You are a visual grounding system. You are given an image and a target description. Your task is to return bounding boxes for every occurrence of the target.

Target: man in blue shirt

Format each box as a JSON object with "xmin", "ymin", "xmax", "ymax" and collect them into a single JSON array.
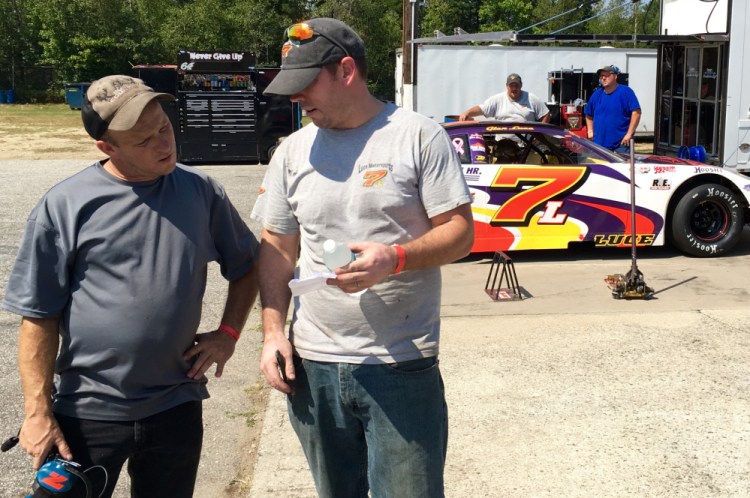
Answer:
[{"xmin": 585, "ymin": 65, "xmax": 641, "ymax": 152}]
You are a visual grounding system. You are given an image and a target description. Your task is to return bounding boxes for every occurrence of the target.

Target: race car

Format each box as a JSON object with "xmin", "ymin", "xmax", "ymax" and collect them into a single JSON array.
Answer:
[{"xmin": 444, "ymin": 121, "xmax": 750, "ymax": 257}]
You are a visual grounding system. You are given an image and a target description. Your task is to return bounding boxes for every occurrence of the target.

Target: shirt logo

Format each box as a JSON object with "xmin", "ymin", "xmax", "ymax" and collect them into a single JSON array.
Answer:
[
  {"xmin": 362, "ymin": 170, "xmax": 388, "ymax": 187},
  {"xmin": 359, "ymin": 163, "xmax": 393, "ymax": 187}
]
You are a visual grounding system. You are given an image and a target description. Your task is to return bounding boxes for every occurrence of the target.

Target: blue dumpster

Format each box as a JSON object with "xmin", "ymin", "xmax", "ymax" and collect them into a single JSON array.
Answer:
[
  {"xmin": 65, "ymin": 83, "xmax": 91, "ymax": 110},
  {"xmin": 5, "ymin": 88, "xmax": 14, "ymax": 104},
  {"xmin": 0, "ymin": 89, "xmax": 5, "ymax": 104}
]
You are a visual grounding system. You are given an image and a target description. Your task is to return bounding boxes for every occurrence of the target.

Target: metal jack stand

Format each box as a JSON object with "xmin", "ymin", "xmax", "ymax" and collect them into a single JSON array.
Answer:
[
  {"xmin": 605, "ymin": 139, "xmax": 654, "ymax": 300},
  {"xmin": 485, "ymin": 251, "xmax": 527, "ymax": 301}
]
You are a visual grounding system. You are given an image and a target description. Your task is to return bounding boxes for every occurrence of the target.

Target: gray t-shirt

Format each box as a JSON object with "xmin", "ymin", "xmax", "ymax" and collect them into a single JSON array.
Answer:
[
  {"xmin": 2, "ymin": 163, "xmax": 258, "ymax": 421},
  {"xmin": 480, "ymin": 90, "xmax": 549, "ymax": 122},
  {"xmin": 252, "ymin": 103, "xmax": 470, "ymax": 364}
]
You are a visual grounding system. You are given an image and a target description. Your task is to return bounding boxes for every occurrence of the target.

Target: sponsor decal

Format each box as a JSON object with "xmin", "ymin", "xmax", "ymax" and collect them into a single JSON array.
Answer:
[
  {"xmin": 638, "ymin": 165, "xmax": 650, "ymax": 174},
  {"xmin": 694, "ymin": 166, "xmax": 723, "ymax": 174},
  {"xmin": 489, "ymin": 165, "xmax": 588, "ymax": 226},
  {"xmin": 452, "ymin": 137, "xmax": 466, "ymax": 156},
  {"xmin": 593, "ymin": 234, "xmax": 656, "ymax": 247},
  {"xmin": 706, "ymin": 186, "xmax": 739, "ymax": 209},
  {"xmin": 651, "ymin": 178, "xmax": 671, "ymax": 190},
  {"xmin": 686, "ymin": 233, "xmax": 718, "ymax": 253},
  {"xmin": 486, "ymin": 125, "xmax": 534, "ymax": 132},
  {"xmin": 464, "ymin": 166, "xmax": 481, "ymax": 183},
  {"xmin": 654, "ymin": 165, "xmax": 676, "ymax": 174}
]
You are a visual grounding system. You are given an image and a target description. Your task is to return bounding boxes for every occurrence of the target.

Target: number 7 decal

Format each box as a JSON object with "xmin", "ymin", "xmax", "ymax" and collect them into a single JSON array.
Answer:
[{"xmin": 490, "ymin": 165, "xmax": 589, "ymax": 225}]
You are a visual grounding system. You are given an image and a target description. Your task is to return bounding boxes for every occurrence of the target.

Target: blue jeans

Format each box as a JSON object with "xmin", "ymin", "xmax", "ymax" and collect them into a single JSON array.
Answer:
[
  {"xmin": 54, "ymin": 400, "xmax": 203, "ymax": 498},
  {"xmin": 612, "ymin": 144, "xmax": 630, "ymax": 154},
  {"xmin": 288, "ymin": 356, "xmax": 448, "ymax": 498}
]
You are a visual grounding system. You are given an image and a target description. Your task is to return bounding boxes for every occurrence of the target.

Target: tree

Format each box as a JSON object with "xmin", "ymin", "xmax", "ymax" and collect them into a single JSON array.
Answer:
[
  {"xmin": 237, "ymin": 0, "xmax": 309, "ymax": 66},
  {"xmin": 420, "ymin": 0, "xmax": 480, "ymax": 37},
  {"xmin": 478, "ymin": 0, "xmax": 534, "ymax": 32},
  {"xmin": 587, "ymin": 0, "xmax": 659, "ymax": 38},
  {"xmin": 530, "ymin": 0, "xmax": 596, "ymax": 35},
  {"xmin": 25, "ymin": 0, "xmax": 163, "ymax": 81}
]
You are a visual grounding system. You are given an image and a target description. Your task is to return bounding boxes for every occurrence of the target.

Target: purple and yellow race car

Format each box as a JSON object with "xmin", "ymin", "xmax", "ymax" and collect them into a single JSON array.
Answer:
[{"xmin": 445, "ymin": 121, "xmax": 750, "ymax": 257}]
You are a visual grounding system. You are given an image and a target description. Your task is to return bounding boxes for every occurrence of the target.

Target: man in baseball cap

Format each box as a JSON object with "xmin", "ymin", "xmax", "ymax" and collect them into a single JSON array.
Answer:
[
  {"xmin": 263, "ymin": 17, "xmax": 366, "ymax": 96},
  {"xmin": 4, "ymin": 71, "xmax": 260, "ymax": 497},
  {"xmin": 586, "ymin": 64, "xmax": 642, "ymax": 152},
  {"xmin": 82, "ymin": 75, "xmax": 174, "ymax": 140},
  {"xmin": 596, "ymin": 65, "xmax": 620, "ymax": 77},
  {"xmin": 506, "ymin": 73, "xmax": 522, "ymax": 85},
  {"xmin": 458, "ymin": 72, "xmax": 549, "ymax": 123},
  {"xmin": 253, "ymin": 17, "xmax": 473, "ymax": 498}
]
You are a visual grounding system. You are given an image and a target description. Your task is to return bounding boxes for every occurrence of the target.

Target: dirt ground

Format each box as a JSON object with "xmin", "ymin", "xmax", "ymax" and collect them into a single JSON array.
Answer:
[{"xmin": 0, "ymin": 125, "xmax": 103, "ymax": 160}]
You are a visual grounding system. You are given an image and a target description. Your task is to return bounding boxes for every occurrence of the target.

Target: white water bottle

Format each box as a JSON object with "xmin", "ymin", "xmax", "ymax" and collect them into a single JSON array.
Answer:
[{"xmin": 322, "ymin": 239, "xmax": 354, "ymax": 271}]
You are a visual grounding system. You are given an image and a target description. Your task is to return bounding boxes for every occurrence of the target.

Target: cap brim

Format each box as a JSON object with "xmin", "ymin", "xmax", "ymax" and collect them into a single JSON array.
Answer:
[
  {"xmin": 263, "ymin": 67, "xmax": 322, "ymax": 96},
  {"xmin": 108, "ymin": 92, "xmax": 175, "ymax": 132}
]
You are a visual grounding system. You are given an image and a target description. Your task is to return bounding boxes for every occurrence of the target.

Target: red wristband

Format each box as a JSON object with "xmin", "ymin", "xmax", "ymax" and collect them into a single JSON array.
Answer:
[
  {"xmin": 392, "ymin": 245, "xmax": 406, "ymax": 274},
  {"xmin": 218, "ymin": 323, "xmax": 240, "ymax": 342}
]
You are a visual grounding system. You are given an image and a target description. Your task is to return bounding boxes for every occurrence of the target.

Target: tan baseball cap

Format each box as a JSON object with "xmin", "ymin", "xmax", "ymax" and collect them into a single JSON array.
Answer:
[{"xmin": 82, "ymin": 75, "xmax": 174, "ymax": 139}]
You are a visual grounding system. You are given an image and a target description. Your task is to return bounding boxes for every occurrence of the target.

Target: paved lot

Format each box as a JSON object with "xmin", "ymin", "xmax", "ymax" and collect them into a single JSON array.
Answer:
[{"xmin": 1, "ymin": 160, "xmax": 749, "ymax": 497}]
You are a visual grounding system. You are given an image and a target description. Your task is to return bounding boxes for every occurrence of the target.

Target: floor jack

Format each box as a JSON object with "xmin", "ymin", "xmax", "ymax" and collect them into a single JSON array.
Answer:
[{"xmin": 605, "ymin": 140, "xmax": 654, "ymax": 299}]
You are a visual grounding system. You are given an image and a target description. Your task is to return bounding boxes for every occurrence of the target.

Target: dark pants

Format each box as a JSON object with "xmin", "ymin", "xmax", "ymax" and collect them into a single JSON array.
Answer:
[{"xmin": 55, "ymin": 400, "xmax": 203, "ymax": 498}]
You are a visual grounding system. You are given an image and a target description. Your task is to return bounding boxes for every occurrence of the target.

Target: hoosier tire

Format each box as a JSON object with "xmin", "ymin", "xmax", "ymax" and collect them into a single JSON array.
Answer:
[{"xmin": 670, "ymin": 183, "xmax": 745, "ymax": 257}]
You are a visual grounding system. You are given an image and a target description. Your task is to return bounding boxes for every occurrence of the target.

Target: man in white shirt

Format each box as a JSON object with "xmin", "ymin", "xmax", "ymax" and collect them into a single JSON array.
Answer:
[{"xmin": 459, "ymin": 73, "xmax": 550, "ymax": 123}]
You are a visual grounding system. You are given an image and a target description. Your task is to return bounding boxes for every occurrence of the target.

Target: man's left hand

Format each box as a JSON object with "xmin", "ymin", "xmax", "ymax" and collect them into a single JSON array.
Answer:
[{"xmin": 183, "ymin": 330, "xmax": 237, "ymax": 380}]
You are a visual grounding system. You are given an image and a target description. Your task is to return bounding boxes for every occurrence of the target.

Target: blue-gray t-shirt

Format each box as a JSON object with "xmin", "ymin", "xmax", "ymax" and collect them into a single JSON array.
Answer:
[{"xmin": 2, "ymin": 162, "xmax": 258, "ymax": 421}]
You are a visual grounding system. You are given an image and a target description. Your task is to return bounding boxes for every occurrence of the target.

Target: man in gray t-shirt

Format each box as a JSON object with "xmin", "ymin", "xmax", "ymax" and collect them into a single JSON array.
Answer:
[
  {"xmin": 253, "ymin": 18, "xmax": 474, "ymax": 498},
  {"xmin": 459, "ymin": 73, "xmax": 550, "ymax": 123},
  {"xmin": 2, "ymin": 75, "xmax": 259, "ymax": 498}
]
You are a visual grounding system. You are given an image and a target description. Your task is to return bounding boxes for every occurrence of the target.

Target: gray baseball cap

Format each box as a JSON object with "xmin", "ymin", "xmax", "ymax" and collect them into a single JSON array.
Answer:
[
  {"xmin": 263, "ymin": 18, "xmax": 366, "ymax": 96},
  {"xmin": 597, "ymin": 65, "xmax": 620, "ymax": 76},
  {"xmin": 506, "ymin": 73, "xmax": 522, "ymax": 85},
  {"xmin": 82, "ymin": 75, "xmax": 174, "ymax": 140}
]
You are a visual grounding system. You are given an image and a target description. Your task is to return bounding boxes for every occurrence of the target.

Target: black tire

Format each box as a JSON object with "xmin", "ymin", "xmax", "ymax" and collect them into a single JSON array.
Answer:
[
  {"xmin": 670, "ymin": 183, "xmax": 745, "ymax": 257},
  {"xmin": 261, "ymin": 144, "xmax": 277, "ymax": 165}
]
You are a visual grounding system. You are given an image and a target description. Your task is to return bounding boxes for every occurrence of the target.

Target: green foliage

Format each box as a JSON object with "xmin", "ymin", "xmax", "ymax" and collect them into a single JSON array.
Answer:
[
  {"xmin": 478, "ymin": 0, "xmax": 533, "ymax": 32},
  {"xmin": 237, "ymin": 0, "xmax": 309, "ymax": 66},
  {"xmin": 587, "ymin": 1, "xmax": 659, "ymax": 39},
  {"xmin": 530, "ymin": 0, "xmax": 595, "ymax": 34},
  {"xmin": 420, "ymin": 0, "xmax": 479, "ymax": 36},
  {"xmin": 0, "ymin": 0, "xmax": 660, "ymax": 102}
]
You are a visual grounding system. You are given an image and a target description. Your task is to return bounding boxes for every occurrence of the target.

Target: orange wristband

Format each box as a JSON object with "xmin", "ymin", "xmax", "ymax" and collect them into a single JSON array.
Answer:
[
  {"xmin": 392, "ymin": 245, "xmax": 406, "ymax": 274},
  {"xmin": 218, "ymin": 323, "xmax": 240, "ymax": 342}
]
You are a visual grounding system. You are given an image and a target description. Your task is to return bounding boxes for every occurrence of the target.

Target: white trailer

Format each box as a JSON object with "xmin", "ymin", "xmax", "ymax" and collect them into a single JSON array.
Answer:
[{"xmin": 396, "ymin": 44, "xmax": 657, "ymax": 136}]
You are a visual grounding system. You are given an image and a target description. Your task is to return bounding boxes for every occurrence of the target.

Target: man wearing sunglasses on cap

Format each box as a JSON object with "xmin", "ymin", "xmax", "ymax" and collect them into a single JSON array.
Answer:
[
  {"xmin": 585, "ymin": 65, "xmax": 642, "ymax": 152},
  {"xmin": 3, "ymin": 75, "xmax": 259, "ymax": 497},
  {"xmin": 252, "ymin": 17, "xmax": 474, "ymax": 498}
]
